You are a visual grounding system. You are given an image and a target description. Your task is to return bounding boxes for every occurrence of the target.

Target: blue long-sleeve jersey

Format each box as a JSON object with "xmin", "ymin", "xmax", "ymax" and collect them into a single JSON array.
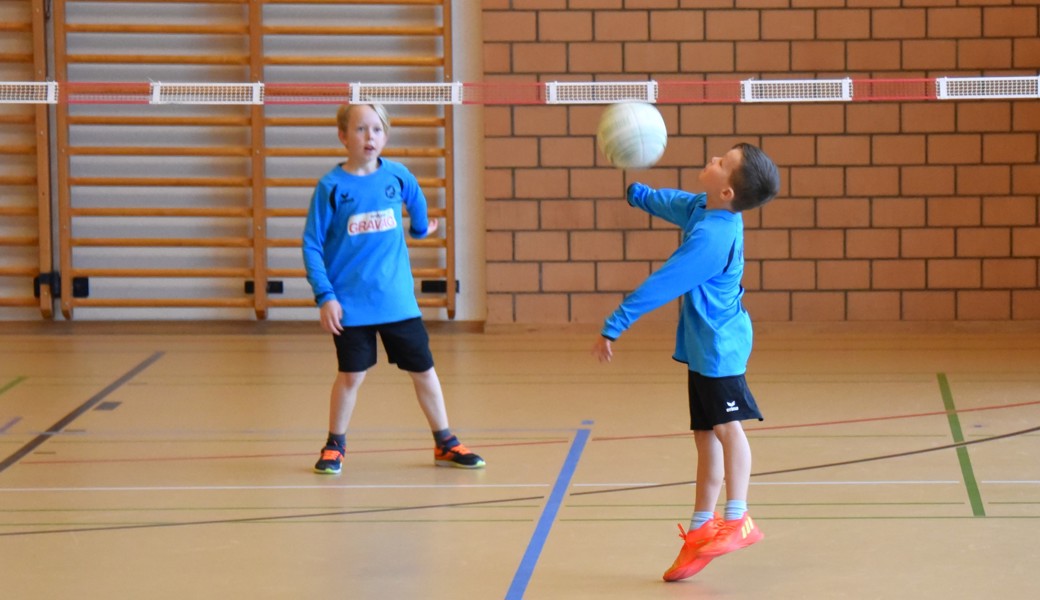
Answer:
[
  {"xmin": 601, "ymin": 183, "xmax": 753, "ymax": 377},
  {"xmin": 301, "ymin": 158, "xmax": 430, "ymax": 326}
]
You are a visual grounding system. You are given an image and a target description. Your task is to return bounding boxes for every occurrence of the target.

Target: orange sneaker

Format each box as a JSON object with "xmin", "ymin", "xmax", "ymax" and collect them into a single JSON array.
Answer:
[
  {"xmin": 698, "ymin": 512, "xmax": 763, "ymax": 558},
  {"xmin": 662, "ymin": 515, "xmax": 722, "ymax": 582}
]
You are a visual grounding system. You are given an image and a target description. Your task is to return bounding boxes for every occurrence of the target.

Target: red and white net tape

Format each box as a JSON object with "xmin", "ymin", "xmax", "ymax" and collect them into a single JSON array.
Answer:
[{"xmin": 1, "ymin": 77, "xmax": 1037, "ymax": 106}]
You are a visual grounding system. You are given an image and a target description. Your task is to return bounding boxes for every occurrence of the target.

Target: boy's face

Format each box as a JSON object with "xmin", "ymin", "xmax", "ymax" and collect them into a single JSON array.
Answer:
[
  {"xmin": 338, "ymin": 105, "xmax": 387, "ymax": 164},
  {"xmin": 698, "ymin": 147, "xmax": 742, "ymax": 210}
]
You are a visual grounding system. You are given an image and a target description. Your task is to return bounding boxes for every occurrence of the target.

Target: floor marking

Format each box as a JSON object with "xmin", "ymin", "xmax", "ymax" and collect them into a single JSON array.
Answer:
[
  {"xmin": 0, "ymin": 483, "xmax": 549, "ymax": 493},
  {"xmin": 593, "ymin": 398, "xmax": 1040, "ymax": 441},
  {"xmin": 506, "ymin": 421, "xmax": 592, "ymax": 600},
  {"xmin": 0, "ymin": 376, "xmax": 26, "ymax": 396},
  {"xmin": 0, "ymin": 493, "xmax": 548, "ymax": 538},
  {"xmin": 0, "ymin": 352, "xmax": 164, "ymax": 475},
  {"xmin": 572, "ymin": 480, "xmax": 961, "ymax": 487},
  {"xmin": 0, "ymin": 423, "xmax": 1034, "ymax": 539},
  {"xmin": 570, "ymin": 424, "xmax": 1040, "ymax": 498},
  {"xmin": 0, "ymin": 417, "xmax": 21, "ymax": 434},
  {"xmin": 937, "ymin": 373, "xmax": 985, "ymax": 516}
]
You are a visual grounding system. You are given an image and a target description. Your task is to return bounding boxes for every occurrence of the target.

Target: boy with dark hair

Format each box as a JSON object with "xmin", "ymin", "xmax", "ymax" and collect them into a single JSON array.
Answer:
[{"xmin": 591, "ymin": 142, "xmax": 780, "ymax": 581}]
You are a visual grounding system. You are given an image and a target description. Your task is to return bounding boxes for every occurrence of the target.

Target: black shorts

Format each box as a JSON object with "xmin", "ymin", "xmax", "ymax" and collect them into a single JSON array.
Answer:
[
  {"xmin": 687, "ymin": 371, "xmax": 763, "ymax": 431},
  {"xmin": 331, "ymin": 317, "xmax": 434, "ymax": 373}
]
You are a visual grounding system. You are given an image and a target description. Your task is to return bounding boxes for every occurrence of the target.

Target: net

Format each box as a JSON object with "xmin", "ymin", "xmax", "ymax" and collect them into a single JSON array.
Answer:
[{"xmin": 4, "ymin": 76, "xmax": 1039, "ymax": 105}]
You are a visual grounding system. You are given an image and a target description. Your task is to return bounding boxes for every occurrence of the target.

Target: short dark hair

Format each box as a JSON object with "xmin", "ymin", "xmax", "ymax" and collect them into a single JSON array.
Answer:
[{"xmin": 730, "ymin": 143, "xmax": 780, "ymax": 212}]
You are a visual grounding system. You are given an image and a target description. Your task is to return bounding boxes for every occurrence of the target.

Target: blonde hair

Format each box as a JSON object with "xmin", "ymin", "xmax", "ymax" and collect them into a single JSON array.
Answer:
[{"xmin": 336, "ymin": 103, "xmax": 391, "ymax": 135}]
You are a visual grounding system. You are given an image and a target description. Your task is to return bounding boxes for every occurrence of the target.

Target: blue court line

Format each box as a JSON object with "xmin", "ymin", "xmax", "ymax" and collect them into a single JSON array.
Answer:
[
  {"xmin": 0, "ymin": 417, "xmax": 21, "ymax": 434},
  {"xmin": 505, "ymin": 420, "xmax": 592, "ymax": 600}
]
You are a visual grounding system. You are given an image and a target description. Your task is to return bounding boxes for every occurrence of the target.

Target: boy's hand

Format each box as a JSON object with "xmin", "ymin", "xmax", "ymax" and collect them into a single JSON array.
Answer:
[
  {"xmin": 319, "ymin": 299, "xmax": 344, "ymax": 335},
  {"xmin": 591, "ymin": 336, "xmax": 613, "ymax": 363},
  {"xmin": 426, "ymin": 218, "xmax": 439, "ymax": 235}
]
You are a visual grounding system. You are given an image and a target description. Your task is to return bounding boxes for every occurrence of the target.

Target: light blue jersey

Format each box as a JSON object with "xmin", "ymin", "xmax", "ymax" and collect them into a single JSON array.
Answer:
[
  {"xmin": 601, "ymin": 183, "xmax": 753, "ymax": 377},
  {"xmin": 301, "ymin": 158, "xmax": 431, "ymax": 326}
]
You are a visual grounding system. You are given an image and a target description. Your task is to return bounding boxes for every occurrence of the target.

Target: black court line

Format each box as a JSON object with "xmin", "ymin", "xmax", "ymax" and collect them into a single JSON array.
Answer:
[
  {"xmin": 0, "ymin": 421, "xmax": 1036, "ymax": 538},
  {"xmin": 0, "ymin": 493, "xmax": 545, "ymax": 538},
  {"xmin": 0, "ymin": 352, "xmax": 164, "ymax": 475},
  {"xmin": 572, "ymin": 423, "xmax": 1040, "ymax": 497}
]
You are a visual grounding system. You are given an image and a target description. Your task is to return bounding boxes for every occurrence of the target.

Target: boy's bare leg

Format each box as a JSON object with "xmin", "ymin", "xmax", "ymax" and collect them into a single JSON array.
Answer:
[
  {"xmin": 329, "ymin": 371, "xmax": 366, "ymax": 434},
  {"xmin": 693, "ymin": 430, "xmax": 725, "ymax": 512},
  {"xmin": 409, "ymin": 367, "xmax": 450, "ymax": 432},
  {"xmin": 697, "ymin": 420, "xmax": 762, "ymax": 557},
  {"xmin": 713, "ymin": 420, "xmax": 752, "ymax": 503}
]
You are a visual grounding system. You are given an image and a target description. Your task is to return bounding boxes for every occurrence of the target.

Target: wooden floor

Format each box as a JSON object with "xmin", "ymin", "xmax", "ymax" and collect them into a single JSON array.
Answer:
[{"xmin": 1, "ymin": 321, "xmax": 1038, "ymax": 599}]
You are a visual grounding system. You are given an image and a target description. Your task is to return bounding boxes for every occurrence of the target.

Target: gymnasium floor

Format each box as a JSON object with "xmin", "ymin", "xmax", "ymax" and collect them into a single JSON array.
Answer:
[{"xmin": 1, "ymin": 321, "xmax": 1038, "ymax": 599}]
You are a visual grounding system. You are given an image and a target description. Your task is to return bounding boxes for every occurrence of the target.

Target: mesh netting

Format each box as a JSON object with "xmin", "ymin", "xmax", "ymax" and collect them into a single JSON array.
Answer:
[
  {"xmin": 0, "ymin": 82, "xmax": 58, "ymax": 104},
  {"xmin": 153, "ymin": 83, "xmax": 264, "ymax": 105},
  {"xmin": 351, "ymin": 83, "xmax": 462, "ymax": 105},
  {"xmin": 545, "ymin": 81, "xmax": 657, "ymax": 104},
  {"xmin": 742, "ymin": 79, "xmax": 852, "ymax": 103},
  {"xmin": 936, "ymin": 76, "xmax": 1040, "ymax": 100}
]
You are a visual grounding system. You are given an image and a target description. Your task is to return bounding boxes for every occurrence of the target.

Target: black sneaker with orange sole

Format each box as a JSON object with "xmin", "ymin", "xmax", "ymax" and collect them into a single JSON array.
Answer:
[
  {"xmin": 434, "ymin": 437, "xmax": 485, "ymax": 469},
  {"xmin": 313, "ymin": 445, "xmax": 344, "ymax": 474}
]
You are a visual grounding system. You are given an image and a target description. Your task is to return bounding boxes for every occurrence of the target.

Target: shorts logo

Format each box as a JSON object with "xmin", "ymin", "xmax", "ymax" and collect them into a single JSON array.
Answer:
[
  {"xmin": 725, "ymin": 401, "xmax": 739, "ymax": 413},
  {"xmin": 347, "ymin": 208, "xmax": 397, "ymax": 235}
]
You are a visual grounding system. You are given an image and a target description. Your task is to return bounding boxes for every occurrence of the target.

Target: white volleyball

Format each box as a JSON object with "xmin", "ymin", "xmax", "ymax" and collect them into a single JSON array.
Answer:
[{"xmin": 596, "ymin": 102, "xmax": 668, "ymax": 169}]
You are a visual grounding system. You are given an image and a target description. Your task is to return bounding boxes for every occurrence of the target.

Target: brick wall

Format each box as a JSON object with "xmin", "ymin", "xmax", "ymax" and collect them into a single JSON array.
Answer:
[{"xmin": 482, "ymin": 0, "xmax": 1040, "ymax": 324}]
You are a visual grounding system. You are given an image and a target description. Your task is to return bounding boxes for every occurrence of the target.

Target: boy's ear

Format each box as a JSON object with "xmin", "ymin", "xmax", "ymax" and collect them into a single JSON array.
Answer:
[{"xmin": 720, "ymin": 185, "xmax": 735, "ymax": 202}]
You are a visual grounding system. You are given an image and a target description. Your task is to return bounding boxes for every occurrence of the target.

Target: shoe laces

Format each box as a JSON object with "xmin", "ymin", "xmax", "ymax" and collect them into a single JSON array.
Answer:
[
  {"xmin": 320, "ymin": 448, "xmax": 342, "ymax": 461},
  {"xmin": 676, "ymin": 523, "xmax": 688, "ymax": 539},
  {"xmin": 714, "ymin": 520, "xmax": 740, "ymax": 538}
]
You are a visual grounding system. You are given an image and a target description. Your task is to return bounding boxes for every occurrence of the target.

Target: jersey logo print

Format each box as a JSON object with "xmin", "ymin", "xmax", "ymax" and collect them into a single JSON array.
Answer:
[
  {"xmin": 385, "ymin": 184, "xmax": 397, "ymax": 200},
  {"xmin": 347, "ymin": 208, "xmax": 397, "ymax": 236},
  {"xmin": 327, "ymin": 185, "xmax": 354, "ymax": 212}
]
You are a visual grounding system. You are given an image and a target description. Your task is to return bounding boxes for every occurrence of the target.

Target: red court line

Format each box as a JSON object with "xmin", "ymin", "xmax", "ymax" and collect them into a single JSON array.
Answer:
[
  {"xmin": 16, "ymin": 398, "xmax": 1039, "ymax": 466},
  {"xmin": 19, "ymin": 438, "xmax": 570, "ymax": 466},
  {"xmin": 593, "ymin": 399, "xmax": 1040, "ymax": 443}
]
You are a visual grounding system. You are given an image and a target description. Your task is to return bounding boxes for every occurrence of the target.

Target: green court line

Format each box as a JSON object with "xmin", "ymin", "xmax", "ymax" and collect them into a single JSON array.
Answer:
[
  {"xmin": 937, "ymin": 372, "xmax": 985, "ymax": 517},
  {"xmin": 0, "ymin": 376, "xmax": 26, "ymax": 395}
]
